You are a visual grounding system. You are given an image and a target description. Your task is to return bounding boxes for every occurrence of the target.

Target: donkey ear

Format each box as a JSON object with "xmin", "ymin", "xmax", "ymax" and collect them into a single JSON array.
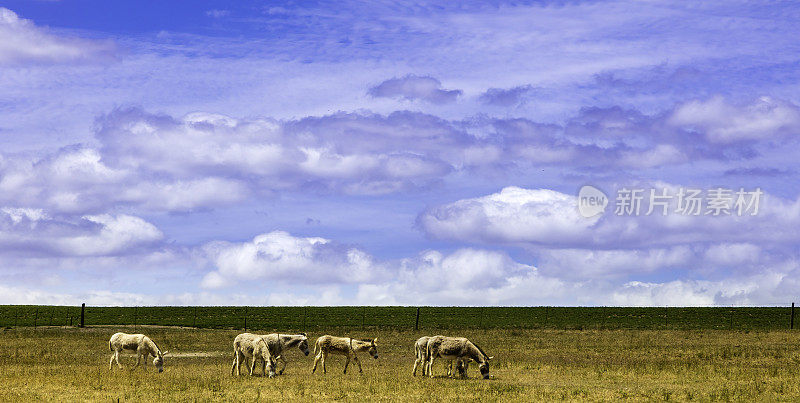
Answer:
[
  {"xmin": 487, "ymin": 356, "xmax": 494, "ymax": 360},
  {"xmin": 162, "ymin": 350, "xmax": 170, "ymax": 356},
  {"xmin": 373, "ymin": 338, "xmax": 378, "ymax": 343}
]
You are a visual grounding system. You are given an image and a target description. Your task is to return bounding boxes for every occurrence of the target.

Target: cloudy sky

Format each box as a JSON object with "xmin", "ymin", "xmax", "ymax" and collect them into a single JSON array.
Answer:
[{"xmin": 1, "ymin": 0, "xmax": 799, "ymax": 306}]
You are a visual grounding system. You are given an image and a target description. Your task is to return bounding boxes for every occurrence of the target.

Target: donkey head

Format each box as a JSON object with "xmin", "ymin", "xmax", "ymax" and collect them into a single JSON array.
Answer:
[
  {"xmin": 479, "ymin": 355, "xmax": 493, "ymax": 380},
  {"xmin": 368, "ymin": 338, "xmax": 378, "ymax": 359},
  {"xmin": 298, "ymin": 335, "xmax": 310, "ymax": 356},
  {"xmin": 154, "ymin": 350, "xmax": 169, "ymax": 373}
]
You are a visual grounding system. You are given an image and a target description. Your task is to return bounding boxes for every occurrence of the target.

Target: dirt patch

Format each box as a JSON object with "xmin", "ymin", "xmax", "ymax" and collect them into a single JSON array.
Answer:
[{"xmin": 167, "ymin": 352, "xmax": 227, "ymax": 358}]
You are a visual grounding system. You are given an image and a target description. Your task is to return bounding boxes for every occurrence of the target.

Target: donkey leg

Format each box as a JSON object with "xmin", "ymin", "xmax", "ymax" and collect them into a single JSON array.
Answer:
[
  {"xmin": 343, "ymin": 355, "xmax": 350, "ymax": 374},
  {"xmin": 249, "ymin": 356, "xmax": 257, "ymax": 376},
  {"xmin": 133, "ymin": 352, "xmax": 141, "ymax": 370},
  {"xmin": 354, "ymin": 355, "xmax": 363, "ymax": 373},
  {"xmin": 322, "ymin": 352, "xmax": 327, "ymax": 374},
  {"xmin": 427, "ymin": 356, "xmax": 436, "ymax": 378},
  {"xmin": 278, "ymin": 356, "xmax": 287, "ymax": 375},
  {"xmin": 312, "ymin": 352, "xmax": 321, "ymax": 373},
  {"xmin": 412, "ymin": 357, "xmax": 421, "ymax": 376}
]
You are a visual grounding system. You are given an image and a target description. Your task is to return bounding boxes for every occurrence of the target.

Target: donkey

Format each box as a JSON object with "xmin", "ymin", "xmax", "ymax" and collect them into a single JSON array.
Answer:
[
  {"xmin": 414, "ymin": 335, "xmax": 468, "ymax": 377},
  {"xmin": 231, "ymin": 333, "xmax": 271, "ymax": 376},
  {"xmin": 258, "ymin": 333, "xmax": 310, "ymax": 376},
  {"xmin": 413, "ymin": 336, "xmax": 430, "ymax": 376},
  {"xmin": 312, "ymin": 335, "xmax": 378, "ymax": 374},
  {"xmin": 108, "ymin": 332, "xmax": 169, "ymax": 372},
  {"xmin": 426, "ymin": 336, "xmax": 493, "ymax": 379}
]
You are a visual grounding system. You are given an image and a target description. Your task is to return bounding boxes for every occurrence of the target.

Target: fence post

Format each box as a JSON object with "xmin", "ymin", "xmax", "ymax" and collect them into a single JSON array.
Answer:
[
  {"xmin": 791, "ymin": 302, "xmax": 795, "ymax": 330},
  {"xmin": 545, "ymin": 306, "xmax": 549, "ymax": 328},
  {"xmin": 415, "ymin": 307, "xmax": 420, "ymax": 331},
  {"xmin": 80, "ymin": 303, "xmax": 85, "ymax": 328}
]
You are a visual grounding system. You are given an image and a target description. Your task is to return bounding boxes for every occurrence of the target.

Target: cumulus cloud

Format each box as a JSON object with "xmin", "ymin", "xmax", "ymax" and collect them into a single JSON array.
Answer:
[
  {"xmin": 201, "ymin": 231, "xmax": 383, "ymax": 288},
  {"xmin": 668, "ymin": 96, "xmax": 800, "ymax": 143},
  {"xmin": 4, "ymin": 95, "xmax": 798, "ymax": 214},
  {"xmin": 0, "ymin": 7, "xmax": 114, "ymax": 65},
  {"xmin": 0, "ymin": 208, "xmax": 163, "ymax": 257},
  {"xmin": 418, "ymin": 187, "xmax": 598, "ymax": 246},
  {"xmin": 200, "ymin": 232, "xmax": 580, "ymax": 305},
  {"xmin": 419, "ymin": 186, "xmax": 800, "ymax": 249},
  {"xmin": 368, "ymin": 75, "xmax": 462, "ymax": 104},
  {"xmin": 414, "ymin": 185, "xmax": 800, "ymax": 303}
]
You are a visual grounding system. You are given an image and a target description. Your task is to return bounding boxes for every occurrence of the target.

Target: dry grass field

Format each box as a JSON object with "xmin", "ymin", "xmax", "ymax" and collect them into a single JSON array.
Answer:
[{"xmin": 3, "ymin": 326, "xmax": 800, "ymax": 401}]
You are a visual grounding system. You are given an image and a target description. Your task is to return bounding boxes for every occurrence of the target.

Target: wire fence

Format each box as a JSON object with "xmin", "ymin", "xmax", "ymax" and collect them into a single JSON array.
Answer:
[{"xmin": 1, "ymin": 304, "xmax": 798, "ymax": 331}]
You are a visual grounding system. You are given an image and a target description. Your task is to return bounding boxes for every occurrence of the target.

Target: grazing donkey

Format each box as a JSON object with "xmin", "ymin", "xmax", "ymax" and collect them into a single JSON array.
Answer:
[
  {"xmin": 231, "ymin": 333, "xmax": 310, "ymax": 377},
  {"xmin": 426, "ymin": 336, "xmax": 493, "ymax": 379},
  {"xmin": 259, "ymin": 333, "xmax": 310, "ymax": 376},
  {"xmin": 231, "ymin": 333, "xmax": 273, "ymax": 377},
  {"xmin": 413, "ymin": 335, "xmax": 468, "ymax": 377},
  {"xmin": 312, "ymin": 335, "xmax": 378, "ymax": 374},
  {"xmin": 108, "ymin": 332, "xmax": 169, "ymax": 372}
]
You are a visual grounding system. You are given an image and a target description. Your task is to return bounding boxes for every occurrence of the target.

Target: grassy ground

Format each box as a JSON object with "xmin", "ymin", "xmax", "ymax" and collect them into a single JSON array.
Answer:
[{"xmin": 2, "ymin": 326, "xmax": 800, "ymax": 401}]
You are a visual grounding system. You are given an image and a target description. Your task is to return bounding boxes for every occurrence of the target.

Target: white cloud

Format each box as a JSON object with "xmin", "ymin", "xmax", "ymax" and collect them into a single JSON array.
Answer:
[
  {"xmin": 0, "ymin": 208, "xmax": 163, "ymax": 257},
  {"xmin": 669, "ymin": 96, "xmax": 800, "ymax": 143},
  {"xmin": 418, "ymin": 186, "xmax": 599, "ymax": 246},
  {"xmin": 419, "ymin": 186, "xmax": 800, "ymax": 249},
  {"xmin": 0, "ymin": 7, "xmax": 114, "ymax": 65},
  {"xmin": 201, "ymin": 231, "xmax": 382, "ymax": 288},
  {"xmin": 56, "ymin": 214, "xmax": 163, "ymax": 256}
]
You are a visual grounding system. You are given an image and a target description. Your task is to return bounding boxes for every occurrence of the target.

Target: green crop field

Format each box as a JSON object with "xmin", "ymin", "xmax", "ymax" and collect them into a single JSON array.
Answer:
[
  {"xmin": 0, "ymin": 305, "xmax": 795, "ymax": 331},
  {"xmin": 3, "ymin": 326, "xmax": 800, "ymax": 401}
]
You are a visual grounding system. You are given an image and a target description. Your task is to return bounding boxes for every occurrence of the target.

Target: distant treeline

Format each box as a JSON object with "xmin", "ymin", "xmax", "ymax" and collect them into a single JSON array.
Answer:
[{"xmin": 0, "ymin": 305, "xmax": 795, "ymax": 331}]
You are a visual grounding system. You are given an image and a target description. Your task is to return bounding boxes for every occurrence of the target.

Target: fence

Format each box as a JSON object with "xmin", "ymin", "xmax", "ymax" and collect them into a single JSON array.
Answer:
[{"xmin": 0, "ymin": 305, "xmax": 798, "ymax": 331}]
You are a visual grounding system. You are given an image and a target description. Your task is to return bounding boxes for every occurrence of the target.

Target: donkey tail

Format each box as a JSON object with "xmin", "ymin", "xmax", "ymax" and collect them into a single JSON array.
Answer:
[
  {"xmin": 314, "ymin": 337, "xmax": 320, "ymax": 356},
  {"xmin": 109, "ymin": 339, "xmax": 113, "ymax": 351}
]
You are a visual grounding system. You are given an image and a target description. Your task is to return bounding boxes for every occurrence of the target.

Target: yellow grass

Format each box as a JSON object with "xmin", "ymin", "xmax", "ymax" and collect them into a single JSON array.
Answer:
[{"xmin": 2, "ymin": 326, "xmax": 800, "ymax": 401}]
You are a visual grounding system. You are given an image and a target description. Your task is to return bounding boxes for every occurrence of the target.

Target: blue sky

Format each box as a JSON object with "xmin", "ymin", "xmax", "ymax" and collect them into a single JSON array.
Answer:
[{"xmin": 1, "ymin": 1, "xmax": 799, "ymax": 306}]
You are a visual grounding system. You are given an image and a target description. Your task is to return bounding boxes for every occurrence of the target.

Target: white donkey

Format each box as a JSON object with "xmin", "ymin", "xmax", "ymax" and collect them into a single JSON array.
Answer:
[
  {"xmin": 231, "ymin": 333, "xmax": 273, "ymax": 377},
  {"xmin": 312, "ymin": 335, "xmax": 378, "ymax": 374},
  {"xmin": 259, "ymin": 333, "xmax": 310, "ymax": 376},
  {"xmin": 231, "ymin": 332, "xmax": 310, "ymax": 377},
  {"xmin": 413, "ymin": 336, "xmax": 431, "ymax": 376},
  {"xmin": 413, "ymin": 335, "xmax": 467, "ymax": 377},
  {"xmin": 426, "ymin": 336, "xmax": 493, "ymax": 379},
  {"xmin": 108, "ymin": 332, "xmax": 169, "ymax": 372}
]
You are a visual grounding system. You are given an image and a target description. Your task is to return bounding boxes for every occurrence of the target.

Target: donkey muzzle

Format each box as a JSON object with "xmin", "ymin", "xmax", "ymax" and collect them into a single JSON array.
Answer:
[{"xmin": 304, "ymin": 350, "xmax": 310, "ymax": 356}]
